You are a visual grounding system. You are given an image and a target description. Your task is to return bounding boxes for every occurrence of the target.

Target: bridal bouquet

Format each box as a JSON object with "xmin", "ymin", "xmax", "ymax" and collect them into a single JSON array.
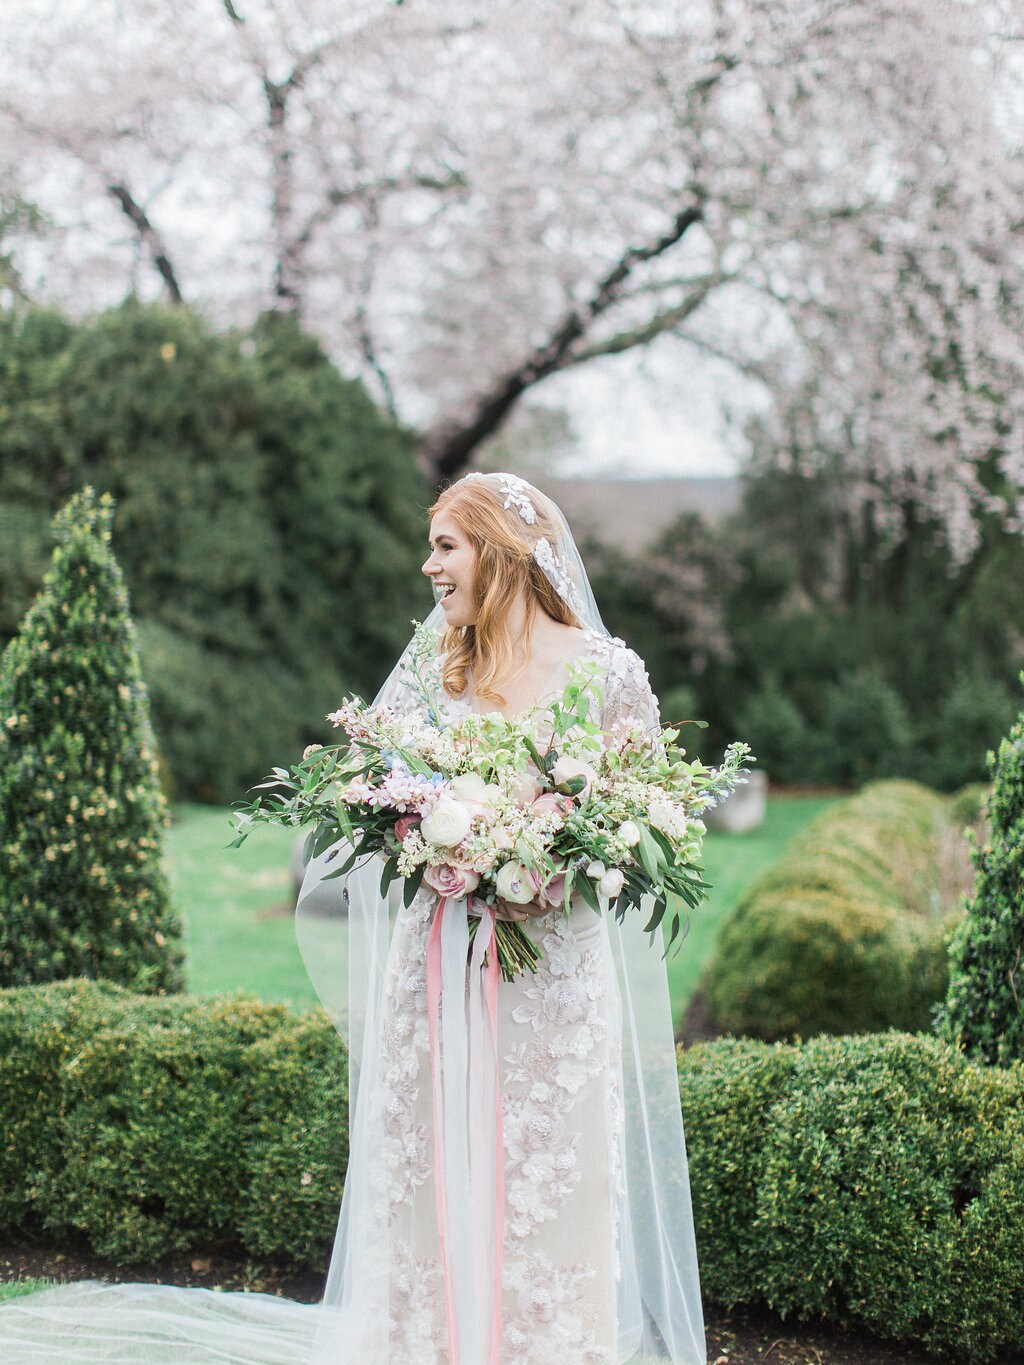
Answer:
[{"xmin": 231, "ymin": 632, "xmax": 752, "ymax": 980}]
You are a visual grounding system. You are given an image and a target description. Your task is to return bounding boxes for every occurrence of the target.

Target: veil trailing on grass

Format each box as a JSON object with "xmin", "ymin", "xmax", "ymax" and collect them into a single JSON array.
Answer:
[
  {"xmin": 0, "ymin": 473, "xmax": 706, "ymax": 1364},
  {"xmin": 295, "ymin": 473, "xmax": 707, "ymax": 1363}
]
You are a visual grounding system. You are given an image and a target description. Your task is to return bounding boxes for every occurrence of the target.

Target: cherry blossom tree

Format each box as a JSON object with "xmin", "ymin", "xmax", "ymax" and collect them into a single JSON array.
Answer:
[{"xmin": 1, "ymin": 0, "xmax": 1021, "ymax": 553}]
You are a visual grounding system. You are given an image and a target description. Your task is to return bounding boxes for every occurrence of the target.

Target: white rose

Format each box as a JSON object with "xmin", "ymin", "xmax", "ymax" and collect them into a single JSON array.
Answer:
[
  {"xmin": 585, "ymin": 860, "xmax": 606, "ymax": 880},
  {"xmin": 618, "ymin": 820, "xmax": 642, "ymax": 846},
  {"xmin": 494, "ymin": 861, "xmax": 536, "ymax": 905},
  {"xmin": 420, "ymin": 795, "xmax": 474, "ymax": 848},
  {"xmin": 598, "ymin": 868, "xmax": 625, "ymax": 900},
  {"xmin": 450, "ymin": 772, "xmax": 489, "ymax": 801}
]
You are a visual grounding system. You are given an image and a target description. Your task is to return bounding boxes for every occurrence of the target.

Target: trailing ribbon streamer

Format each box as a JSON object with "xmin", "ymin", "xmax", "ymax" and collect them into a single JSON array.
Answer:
[{"xmin": 425, "ymin": 897, "xmax": 505, "ymax": 1365}]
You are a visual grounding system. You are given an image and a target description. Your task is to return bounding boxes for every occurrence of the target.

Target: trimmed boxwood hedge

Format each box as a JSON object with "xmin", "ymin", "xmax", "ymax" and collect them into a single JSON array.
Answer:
[
  {"xmin": 2, "ymin": 983, "xmax": 1022, "ymax": 1361},
  {"xmin": 702, "ymin": 780, "xmax": 977, "ymax": 1040},
  {"xmin": 679, "ymin": 1031, "xmax": 1024, "ymax": 1364},
  {"xmin": 0, "ymin": 980, "xmax": 347, "ymax": 1270}
]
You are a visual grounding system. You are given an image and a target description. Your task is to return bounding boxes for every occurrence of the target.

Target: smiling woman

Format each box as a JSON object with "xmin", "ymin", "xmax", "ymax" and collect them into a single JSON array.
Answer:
[
  {"xmin": 293, "ymin": 472, "xmax": 707, "ymax": 1363},
  {"xmin": 422, "ymin": 514, "xmax": 476, "ymax": 623},
  {"xmin": 422, "ymin": 478, "xmax": 592, "ymax": 722}
]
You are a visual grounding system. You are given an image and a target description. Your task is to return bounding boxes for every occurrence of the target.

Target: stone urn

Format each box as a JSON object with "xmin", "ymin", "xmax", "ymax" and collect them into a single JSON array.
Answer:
[{"xmin": 704, "ymin": 768, "xmax": 767, "ymax": 834}]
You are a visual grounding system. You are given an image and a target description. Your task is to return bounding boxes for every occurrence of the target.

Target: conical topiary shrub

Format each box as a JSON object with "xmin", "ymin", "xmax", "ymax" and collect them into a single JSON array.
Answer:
[
  {"xmin": 0, "ymin": 486, "xmax": 184, "ymax": 992},
  {"xmin": 935, "ymin": 676, "xmax": 1024, "ymax": 1064}
]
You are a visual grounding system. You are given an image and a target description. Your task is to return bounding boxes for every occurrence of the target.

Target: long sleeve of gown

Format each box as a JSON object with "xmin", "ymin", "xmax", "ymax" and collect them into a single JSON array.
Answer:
[{"xmin": 594, "ymin": 636, "xmax": 663, "ymax": 740}]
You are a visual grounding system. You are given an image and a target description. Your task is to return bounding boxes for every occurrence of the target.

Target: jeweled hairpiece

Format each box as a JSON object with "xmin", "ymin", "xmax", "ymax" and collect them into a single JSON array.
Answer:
[
  {"xmin": 464, "ymin": 471, "xmax": 537, "ymax": 524},
  {"xmin": 460, "ymin": 472, "xmax": 585, "ymax": 618}
]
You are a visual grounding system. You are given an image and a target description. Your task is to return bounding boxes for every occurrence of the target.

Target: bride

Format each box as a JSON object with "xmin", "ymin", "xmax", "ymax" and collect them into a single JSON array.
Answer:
[{"xmin": 0, "ymin": 472, "xmax": 706, "ymax": 1364}]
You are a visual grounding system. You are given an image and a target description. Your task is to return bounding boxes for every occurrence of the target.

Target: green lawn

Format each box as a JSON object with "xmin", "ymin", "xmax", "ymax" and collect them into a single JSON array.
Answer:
[
  {"xmin": 166, "ymin": 795, "xmax": 838, "ymax": 1025},
  {"xmin": 165, "ymin": 805, "xmax": 319, "ymax": 1010},
  {"xmin": 663, "ymin": 795, "xmax": 836, "ymax": 1025},
  {"xmin": 0, "ymin": 1279, "xmax": 54, "ymax": 1302}
]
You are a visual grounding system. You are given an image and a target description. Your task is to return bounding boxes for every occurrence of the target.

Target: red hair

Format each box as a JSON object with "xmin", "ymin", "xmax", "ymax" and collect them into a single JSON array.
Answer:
[{"xmin": 428, "ymin": 480, "xmax": 580, "ymax": 705}]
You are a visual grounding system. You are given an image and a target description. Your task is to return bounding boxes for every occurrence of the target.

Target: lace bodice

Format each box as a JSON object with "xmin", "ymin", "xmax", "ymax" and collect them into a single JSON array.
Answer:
[{"xmin": 377, "ymin": 627, "xmax": 661, "ymax": 738}]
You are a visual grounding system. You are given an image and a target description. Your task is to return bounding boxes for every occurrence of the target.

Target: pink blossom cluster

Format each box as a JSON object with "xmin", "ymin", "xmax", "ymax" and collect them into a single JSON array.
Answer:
[
  {"xmin": 341, "ymin": 772, "xmax": 441, "ymax": 815},
  {"xmin": 327, "ymin": 700, "xmax": 384, "ymax": 738}
]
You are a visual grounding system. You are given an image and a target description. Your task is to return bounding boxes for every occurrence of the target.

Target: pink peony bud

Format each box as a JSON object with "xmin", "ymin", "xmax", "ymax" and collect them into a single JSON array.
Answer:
[
  {"xmin": 550, "ymin": 755, "xmax": 598, "ymax": 798},
  {"xmin": 394, "ymin": 815, "xmax": 421, "ymax": 844}
]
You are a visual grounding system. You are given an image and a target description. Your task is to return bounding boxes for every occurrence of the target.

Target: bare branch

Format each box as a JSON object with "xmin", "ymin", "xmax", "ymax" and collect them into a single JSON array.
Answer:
[
  {"xmin": 106, "ymin": 183, "xmax": 183, "ymax": 303},
  {"xmin": 565, "ymin": 273, "xmax": 727, "ymax": 366},
  {"xmin": 293, "ymin": 168, "xmax": 466, "ymax": 257},
  {"xmin": 421, "ymin": 200, "xmax": 704, "ymax": 482}
]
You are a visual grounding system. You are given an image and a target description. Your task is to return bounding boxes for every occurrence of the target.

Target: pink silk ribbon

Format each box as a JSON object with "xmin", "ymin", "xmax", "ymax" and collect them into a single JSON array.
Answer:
[{"xmin": 425, "ymin": 896, "xmax": 504, "ymax": 1365}]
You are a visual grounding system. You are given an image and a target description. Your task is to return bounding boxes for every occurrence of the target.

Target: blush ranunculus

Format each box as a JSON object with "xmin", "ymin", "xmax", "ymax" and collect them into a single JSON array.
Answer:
[
  {"xmin": 531, "ymin": 793, "xmax": 573, "ymax": 824},
  {"xmin": 512, "ymin": 765, "xmax": 544, "ymax": 805},
  {"xmin": 422, "ymin": 863, "xmax": 481, "ymax": 899}
]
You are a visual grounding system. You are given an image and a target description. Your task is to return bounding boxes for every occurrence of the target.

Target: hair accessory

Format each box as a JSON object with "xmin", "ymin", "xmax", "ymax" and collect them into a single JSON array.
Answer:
[
  {"xmin": 533, "ymin": 536, "xmax": 586, "ymax": 617},
  {"xmin": 464, "ymin": 471, "xmax": 537, "ymax": 525},
  {"xmin": 462, "ymin": 472, "xmax": 589, "ymax": 616}
]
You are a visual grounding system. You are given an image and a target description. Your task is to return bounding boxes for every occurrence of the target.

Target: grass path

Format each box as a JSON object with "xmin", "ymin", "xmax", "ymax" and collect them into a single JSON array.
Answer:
[
  {"xmin": 664, "ymin": 794, "xmax": 836, "ymax": 1025},
  {"xmin": 166, "ymin": 794, "xmax": 837, "ymax": 1025},
  {"xmin": 165, "ymin": 807, "xmax": 317, "ymax": 1009},
  {"xmin": 0, "ymin": 1278, "xmax": 54, "ymax": 1301}
]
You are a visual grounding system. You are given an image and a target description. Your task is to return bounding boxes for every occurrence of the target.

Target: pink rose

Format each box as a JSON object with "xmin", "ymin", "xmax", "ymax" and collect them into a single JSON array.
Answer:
[
  {"xmin": 394, "ymin": 815, "xmax": 421, "ymax": 844},
  {"xmin": 531, "ymin": 870, "xmax": 567, "ymax": 909},
  {"xmin": 423, "ymin": 863, "xmax": 481, "ymax": 900},
  {"xmin": 550, "ymin": 756, "xmax": 598, "ymax": 799},
  {"xmin": 531, "ymin": 793, "xmax": 574, "ymax": 824},
  {"xmin": 513, "ymin": 765, "xmax": 544, "ymax": 806}
]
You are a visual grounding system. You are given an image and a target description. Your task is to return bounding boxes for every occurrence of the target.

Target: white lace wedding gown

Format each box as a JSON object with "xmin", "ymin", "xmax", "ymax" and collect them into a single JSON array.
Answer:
[{"xmin": 0, "ymin": 632, "xmax": 706, "ymax": 1364}]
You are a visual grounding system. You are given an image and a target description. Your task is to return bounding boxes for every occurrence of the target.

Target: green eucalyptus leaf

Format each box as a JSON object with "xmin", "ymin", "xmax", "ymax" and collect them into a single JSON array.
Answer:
[
  {"xmin": 379, "ymin": 858, "xmax": 398, "ymax": 899},
  {"xmin": 575, "ymin": 872, "xmax": 601, "ymax": 914},
  {"xmin": 642, "ymin": 895, "xmax": 666, "ymax": 934},
  {"xmin": 403, "ymin": 862, "xmax": 426, "ymax": 907},
  {"xmin": 636, "ymin": 825, "xmax": 664, "ymax": 882}
]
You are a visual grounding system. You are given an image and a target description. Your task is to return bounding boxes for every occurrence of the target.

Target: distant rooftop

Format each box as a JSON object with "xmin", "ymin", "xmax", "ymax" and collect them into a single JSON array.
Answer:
[{"xmin": 544, "ymin": 476, "xmax": 740, "ymax": 553}]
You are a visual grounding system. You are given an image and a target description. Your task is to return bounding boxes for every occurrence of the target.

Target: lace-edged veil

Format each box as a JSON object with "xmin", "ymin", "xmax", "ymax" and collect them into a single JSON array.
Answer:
[{"xmin": 296, "ymin": 472, "xmax": 706, "ymax": 1364}]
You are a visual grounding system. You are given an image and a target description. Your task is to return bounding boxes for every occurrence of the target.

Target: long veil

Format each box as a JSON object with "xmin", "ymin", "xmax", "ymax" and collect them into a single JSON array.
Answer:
[
  {"xmin": 295, "ymin": 473, "xmax": 706, "ymax": 1364},
  {"xmin": 0, "ymin": 473, "xmax": 706, "ymax": 1364}
]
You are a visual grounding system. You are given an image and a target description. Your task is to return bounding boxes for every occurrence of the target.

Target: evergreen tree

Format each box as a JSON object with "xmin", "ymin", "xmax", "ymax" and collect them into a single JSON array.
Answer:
[
  {"xmin": 0, "ymin": 486, "xmax": 184, "ymax": 991},
  {"xmin": 935, "ymin": 679, "xmax": 1024, "ymax": 1063},
  {"xmin": 0, "ymin": 301, "xmax": 430, "ymax": 803}
]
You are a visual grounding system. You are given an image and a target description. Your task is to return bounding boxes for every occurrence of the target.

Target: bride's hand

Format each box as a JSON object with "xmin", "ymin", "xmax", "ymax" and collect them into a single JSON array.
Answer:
[{"xmin": 493, "ymin": 899, "xmax": 548, "ymax": 923}]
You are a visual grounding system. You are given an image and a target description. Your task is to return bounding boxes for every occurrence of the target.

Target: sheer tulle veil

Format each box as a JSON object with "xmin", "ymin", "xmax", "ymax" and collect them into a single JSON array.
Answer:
[{"xmin": 0, "ymin": 472, "xmax": 706, "ymax": 1364}]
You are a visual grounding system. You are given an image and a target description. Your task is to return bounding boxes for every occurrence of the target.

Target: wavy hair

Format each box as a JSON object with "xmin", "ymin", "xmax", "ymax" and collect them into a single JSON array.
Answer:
[{"xmin": 428, "ymin": 480, "xmax": 581, "ymax": 704}]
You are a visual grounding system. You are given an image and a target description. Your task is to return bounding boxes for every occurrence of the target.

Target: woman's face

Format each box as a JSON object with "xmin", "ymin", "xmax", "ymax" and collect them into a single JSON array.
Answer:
[{"xmin": 422, "ymin": 512, "xmax": 478, "ymax": 627}]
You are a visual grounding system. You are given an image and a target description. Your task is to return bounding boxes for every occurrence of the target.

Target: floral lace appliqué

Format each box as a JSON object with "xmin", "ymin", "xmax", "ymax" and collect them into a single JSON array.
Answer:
[
  {"xmin": 502, "ymin": 1250, "xmax": 613, "ymax": 1364},
  {"xmin": 503, "ymin": 913, "xmax": 609, "ymax": 1242}
]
